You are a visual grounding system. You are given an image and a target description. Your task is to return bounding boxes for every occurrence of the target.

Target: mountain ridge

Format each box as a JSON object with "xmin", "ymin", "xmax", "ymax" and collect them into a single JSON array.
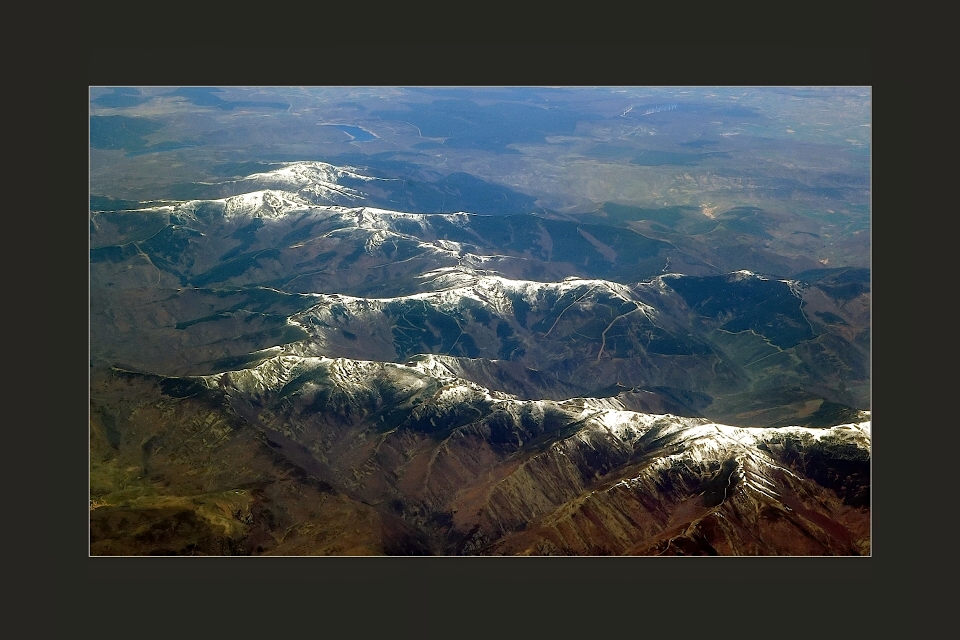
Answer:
[
  {"xmin": 89, "ymin": 159, "xmax": 870, "ymax": 555},
  {"xmin": 92, "ymin": 354, "xmax": 869, "ymax": 555}
]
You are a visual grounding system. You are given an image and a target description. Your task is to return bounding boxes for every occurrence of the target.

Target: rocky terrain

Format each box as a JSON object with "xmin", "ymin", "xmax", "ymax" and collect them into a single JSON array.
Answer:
[
  {"xmin": 91, "ymin": 355, "xmax": 869, "ymax": 556},
  {"xmin": 89, "ymin": 160, "xmax": 870, "ymax": 555}
]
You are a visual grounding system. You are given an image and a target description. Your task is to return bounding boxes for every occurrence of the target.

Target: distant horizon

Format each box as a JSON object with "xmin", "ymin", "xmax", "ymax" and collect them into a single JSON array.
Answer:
[{"xmin": 90, "ymin": 86, "xmax": 871, "ymax": 556}]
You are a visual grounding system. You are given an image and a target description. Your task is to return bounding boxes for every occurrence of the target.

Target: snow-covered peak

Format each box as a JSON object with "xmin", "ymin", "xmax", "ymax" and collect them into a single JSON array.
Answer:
[
  {"xmin": 416, "ymin": 267, "xmax": 641, "ymax": 299},
  {"xmin": 296, "ymin": 268, "xmax": 656, "ymax": 321},
  {"xmin": 236, "ymin": 161, "xmax": 389, "ymax": 206},
  {"xmin": 242, "ymin": 160, "xmax": 380, "ymax": 188},
  {"xmin": 729, "ymin": 269, "xmax": 774, "ymax": 282},
  {"xmin": 219, "ymin": 190, "xmax": 311, "ymax": 219}
]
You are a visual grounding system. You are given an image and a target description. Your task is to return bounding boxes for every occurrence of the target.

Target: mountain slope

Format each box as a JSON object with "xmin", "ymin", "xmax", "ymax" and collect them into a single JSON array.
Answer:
[
  {"xmin": 91, "ymin": 355, "xmax": 869, "ymax": 555},
  {"xmin": 90, "ymin": 164, "xmax": 868, "ymax": 424},
  {"xmin": 89, "ymin": 160, "xmax": 870, "ymax": 555}
]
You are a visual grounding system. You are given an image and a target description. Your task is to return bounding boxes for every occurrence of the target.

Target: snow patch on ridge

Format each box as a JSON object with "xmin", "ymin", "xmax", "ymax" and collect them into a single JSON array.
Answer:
[
  {"xmin": 243, "ymin": 161, "xmax": 381, "ymax": 188},
  {"xmin": 219, "ymin": 190, "xmax": 311, "ymax": 219},
  {"xmin": 290, "ymin": 268, "xmax": 658, "ymax": 325}
]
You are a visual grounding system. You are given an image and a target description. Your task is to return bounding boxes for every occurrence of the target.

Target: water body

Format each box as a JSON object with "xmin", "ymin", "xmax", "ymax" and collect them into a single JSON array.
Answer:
[{"xmin": 324, "ymin": 124, "xmax": 377, "ymax": 142}]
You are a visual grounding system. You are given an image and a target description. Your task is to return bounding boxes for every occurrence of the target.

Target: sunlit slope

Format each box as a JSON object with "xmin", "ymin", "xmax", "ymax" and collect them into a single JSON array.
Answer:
[{"xmin": 91, "ymin": 354, "xmax": 868, "ymax": 555}]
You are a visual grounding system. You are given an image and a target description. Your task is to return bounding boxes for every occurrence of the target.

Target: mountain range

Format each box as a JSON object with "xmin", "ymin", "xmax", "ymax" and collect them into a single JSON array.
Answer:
[{"xmin": 90, "ymin": 160, "xmax": 870, "ymax": 555}]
